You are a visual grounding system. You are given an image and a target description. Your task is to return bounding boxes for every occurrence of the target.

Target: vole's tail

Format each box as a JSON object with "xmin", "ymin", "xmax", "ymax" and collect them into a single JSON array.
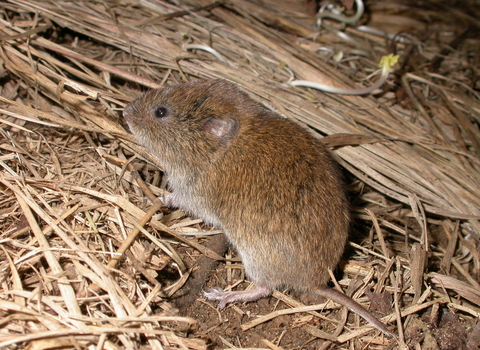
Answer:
[{"xmin": 315, "ymin": 286, "xmax": 393, "ymax": 337}]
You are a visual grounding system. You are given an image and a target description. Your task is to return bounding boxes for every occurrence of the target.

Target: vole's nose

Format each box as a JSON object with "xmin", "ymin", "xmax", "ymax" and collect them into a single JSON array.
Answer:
[{"xmin": 123, "ymin": 102, "xmax": 135, "ymax": 122}]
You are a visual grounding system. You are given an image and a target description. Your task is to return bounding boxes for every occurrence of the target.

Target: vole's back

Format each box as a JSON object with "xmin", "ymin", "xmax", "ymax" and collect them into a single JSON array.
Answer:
[{"xmin": 197, "ymin": 112, "xmax": 350, "ymax": 291}]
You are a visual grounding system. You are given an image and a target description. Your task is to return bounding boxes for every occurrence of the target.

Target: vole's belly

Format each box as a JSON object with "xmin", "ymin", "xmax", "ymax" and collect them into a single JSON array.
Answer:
[
  {"xmin": 177, "ymin": 200, "xmax": 220, "ymax": 228},
  {"xmin": 170, "ymin": 189, "xmax": 223, "ymax": 229},
  {"xmin": 226, "ymin": 228, "xmax": 333, "ymax": 290}
]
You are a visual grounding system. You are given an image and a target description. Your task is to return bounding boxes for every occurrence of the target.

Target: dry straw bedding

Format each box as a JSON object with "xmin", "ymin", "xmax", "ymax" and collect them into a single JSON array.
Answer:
[{"xmin": 0, "ymin": 0, "xmax": 479, "ymax": 349}]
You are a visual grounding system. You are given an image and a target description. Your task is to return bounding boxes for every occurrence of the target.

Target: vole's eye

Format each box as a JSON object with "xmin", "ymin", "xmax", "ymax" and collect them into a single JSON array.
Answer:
[{"xmin": 154, "ymin": 106, "xmax": 169, "ymax": 119}]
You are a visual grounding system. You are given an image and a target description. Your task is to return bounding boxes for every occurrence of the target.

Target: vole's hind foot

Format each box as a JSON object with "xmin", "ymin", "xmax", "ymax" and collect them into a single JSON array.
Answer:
[{"xmin": 203, "ymin": 285, "xmax": 272, "ymax": 309}]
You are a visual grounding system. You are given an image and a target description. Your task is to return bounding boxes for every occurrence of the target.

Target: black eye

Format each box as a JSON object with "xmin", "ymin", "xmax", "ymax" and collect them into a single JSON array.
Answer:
[{"xmin": 154, "ymin": 106, "xmax": 169, "ymax": 119}]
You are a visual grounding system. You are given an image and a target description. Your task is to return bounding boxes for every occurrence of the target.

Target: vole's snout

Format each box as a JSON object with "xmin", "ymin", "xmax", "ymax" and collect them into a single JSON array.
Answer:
[{"xmin": 122, "ymin": 102, "xmax": 137, "ymax": 123}]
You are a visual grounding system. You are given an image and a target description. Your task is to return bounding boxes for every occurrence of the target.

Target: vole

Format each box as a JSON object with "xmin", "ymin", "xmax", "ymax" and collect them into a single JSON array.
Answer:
[{"xmin": 123, "ymin": 79, "xmax": 391, "ymax": 335}]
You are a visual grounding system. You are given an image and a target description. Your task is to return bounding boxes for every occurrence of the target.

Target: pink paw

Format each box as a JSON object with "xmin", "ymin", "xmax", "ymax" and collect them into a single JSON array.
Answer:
[
  {"xmin": 159, "ymin": 193, "xmax": 175, "ymax": 207},
  {"xmin": 203, "ymin": 288, "xmax": 231, "ymax": 309},
  {"xmin": 203, "ymin": 285, "xmax": 272, "ymax": 309}
]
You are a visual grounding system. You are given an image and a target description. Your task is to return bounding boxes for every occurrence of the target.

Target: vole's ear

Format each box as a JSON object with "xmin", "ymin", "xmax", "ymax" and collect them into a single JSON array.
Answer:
[{"xmin": 202, "ymin": 117, "xmax": 239, "ymax": 139}]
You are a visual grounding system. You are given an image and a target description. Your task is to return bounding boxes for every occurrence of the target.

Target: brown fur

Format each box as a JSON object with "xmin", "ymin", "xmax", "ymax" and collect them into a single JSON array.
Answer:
[{"xmin": 123, "ymin": 79, "xmax": 390, "ymax": 335}]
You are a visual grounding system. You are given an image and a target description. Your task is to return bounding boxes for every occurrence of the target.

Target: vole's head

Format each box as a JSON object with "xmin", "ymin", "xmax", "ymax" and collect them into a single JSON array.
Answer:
[{"xmin": 124, "ymin": 79, "xmax": 253, "ymax": 171}]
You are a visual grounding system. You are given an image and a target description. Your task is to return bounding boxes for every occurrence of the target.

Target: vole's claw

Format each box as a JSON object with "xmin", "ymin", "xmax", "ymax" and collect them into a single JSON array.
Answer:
[{"xmin": 203, "ymin": 288, "xmax": 226, "ymax": 300}]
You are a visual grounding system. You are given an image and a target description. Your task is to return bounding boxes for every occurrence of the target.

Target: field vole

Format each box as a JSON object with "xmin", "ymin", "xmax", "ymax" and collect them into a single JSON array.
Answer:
[{"xmin": 123, "ymin": 79, "xmax": 390, "ymax": 335}]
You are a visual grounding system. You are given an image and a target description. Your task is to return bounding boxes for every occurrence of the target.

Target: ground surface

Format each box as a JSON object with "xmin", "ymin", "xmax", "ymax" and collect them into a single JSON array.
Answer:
[{"xmin": 1, "ymin": 0, "xmax": 479, "ymax": 349}]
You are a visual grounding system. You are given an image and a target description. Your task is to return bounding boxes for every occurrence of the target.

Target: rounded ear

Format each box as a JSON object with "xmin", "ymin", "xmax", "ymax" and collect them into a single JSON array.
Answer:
[{"xmin": 203, "ymin": 117, "xmax": 239, "ymax": 139}]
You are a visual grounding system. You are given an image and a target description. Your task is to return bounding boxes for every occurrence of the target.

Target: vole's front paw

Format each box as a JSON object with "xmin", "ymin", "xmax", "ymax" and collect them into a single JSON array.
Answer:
[{"xmin": 159, "ymin": 193, "xmax": 175, "ymax": 208}]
